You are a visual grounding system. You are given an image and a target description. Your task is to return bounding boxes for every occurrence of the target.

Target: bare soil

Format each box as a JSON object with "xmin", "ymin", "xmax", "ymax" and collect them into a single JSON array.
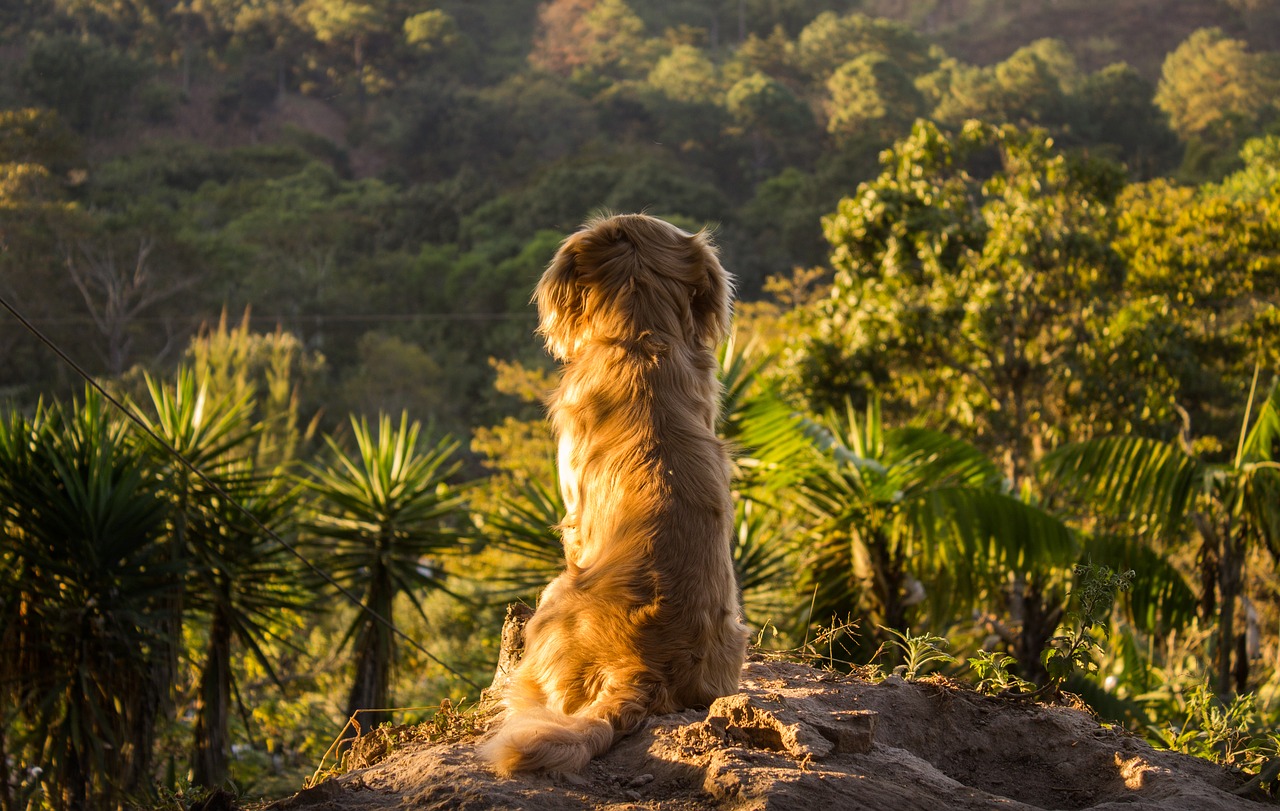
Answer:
[{"xmin": 265, "ymin": 658, "xmax": 1268, "ymax": 810}]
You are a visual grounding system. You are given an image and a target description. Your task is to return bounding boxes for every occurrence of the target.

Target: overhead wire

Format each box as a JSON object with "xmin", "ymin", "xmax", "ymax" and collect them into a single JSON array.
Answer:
[{"xmin": 0, "ymin": 291, "xmax": 482, "ymax": 691}]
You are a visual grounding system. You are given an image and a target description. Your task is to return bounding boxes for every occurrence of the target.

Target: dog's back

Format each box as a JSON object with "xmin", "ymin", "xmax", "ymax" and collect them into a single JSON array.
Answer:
[{"xmin": 481, "ymin": 214, "xmax": 748, "ymax": 775}]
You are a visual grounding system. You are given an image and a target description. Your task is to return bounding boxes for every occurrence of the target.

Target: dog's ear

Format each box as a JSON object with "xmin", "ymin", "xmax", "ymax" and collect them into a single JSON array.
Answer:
[
  {"xmin": 534, "ymin": 233, "xmax": 585, "ymax": 359},
  {"xmin": 689, "ymin": 230, "xmax": 733, "ymax": 348}
]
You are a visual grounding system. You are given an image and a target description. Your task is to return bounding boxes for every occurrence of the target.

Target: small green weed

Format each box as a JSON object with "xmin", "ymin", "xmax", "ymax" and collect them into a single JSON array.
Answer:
[
  {"xmin": 1036, "ymin": 564, "xmax": 1134, "ymax": 700},
  {"xmin": 969, "ymin": 649, "xmax": 1036, "ymax": 695},
  {"xmin": 883, "ymin": 626, "xmax": 956, "ymax": 679}
]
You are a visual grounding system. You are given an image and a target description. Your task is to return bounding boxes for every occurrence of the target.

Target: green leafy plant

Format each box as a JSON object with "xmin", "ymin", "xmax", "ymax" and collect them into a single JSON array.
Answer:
[
  {"xmin": 1044, "ymin": 373, "xmax": 1280, "ymax": 695},
  {"xmin": 883, "ymin": 626, "xmax": 956, "ymax": 679},
  {"xmin": 969, "ymin": 650, "xmax": 1036, "ymax": 695},
  {"xmin": 301, "ymin": 413, "xmax": 471, "ymax": 732},
  {"xmin": 737, "ymin": 393, "xmax": 1077, "ymax": 661},
  {"xmin": 1038, "ymin": 564, "xmax": 1134, "ymax": 699},
  {"xmin": 0, "ymin": 391, "xmax": 173, "ymax": 810},
  {"xmin": 1159, "ymin": 683, "xmax": 1280, "ymax": 775}
]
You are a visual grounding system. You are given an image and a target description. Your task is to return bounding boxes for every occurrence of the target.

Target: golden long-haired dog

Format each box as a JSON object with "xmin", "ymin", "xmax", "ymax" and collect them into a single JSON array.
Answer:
[{"xmin": 481, "ymin": 213, "xmax": 749, "ymax": 776}]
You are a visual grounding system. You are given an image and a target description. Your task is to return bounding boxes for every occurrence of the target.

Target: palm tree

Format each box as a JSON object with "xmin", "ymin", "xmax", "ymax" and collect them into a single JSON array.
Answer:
[
  {"xmin": 132, "ymin": 367, "xmax": 261, "ymax": 717},
  {"xmin": 479, "ymin": 478, "xmax": 566, "ymax": 601},
  {"xmin": 738, "ymin": 395, "xmax": 1078, "ymax": 666},
  {"xmin": 185, "ymin": 470, "xmax": 303, "ymax": 788},
  {"xmin": 1043, "ymin": 373, "xmax": 1280, "ymax": 695},
  {"xmin": 0, "ymin": 392, "xmax": 172, "ymax": 811},
  {"xmin": 132, "ymin": 367, "xmax": 310, "ymax": 789},
  {"xmin": 300, "ymin": 413, "xmax": 469, "ymax": 732}
]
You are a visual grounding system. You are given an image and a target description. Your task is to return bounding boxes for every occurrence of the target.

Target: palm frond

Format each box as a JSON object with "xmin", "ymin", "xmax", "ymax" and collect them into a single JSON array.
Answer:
[
  {"xmin": 1078, "ymin": 533, "xmax": 1198, "ymax": 633},
  {"xmin": 906, "ymin": 486, "xmax": 1077, "ymax": 578},
  {"xmin": 1040, "ymin": 436, "xmax": 1201, "ymax": 536}
]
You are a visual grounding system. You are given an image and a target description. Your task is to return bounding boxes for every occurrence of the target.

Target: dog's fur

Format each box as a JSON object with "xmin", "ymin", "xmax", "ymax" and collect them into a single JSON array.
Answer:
[{"xmin": 481, "ymin": 213, "xmax": 749, "ymax": 776}]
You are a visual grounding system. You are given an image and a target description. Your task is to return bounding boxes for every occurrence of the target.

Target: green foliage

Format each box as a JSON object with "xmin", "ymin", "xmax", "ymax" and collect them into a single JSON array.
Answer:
[
  {"xmin": 824, "ymin": 53, "xmax": 925, "ymax": 144},
  {"xmin": 300, "ymin": 413, "xmax": 471, "ymax": 728},
  {"xmin": 809, "ymin": 120, "xmax": 1125, "ymax": 482},
  {"xmin": 19, "ymin": 34, "xmax": 145, "ymax": 134},
  {"xmin": 883, "ymin": 627, "xmax": 956, "ymax": 679},
  {"xmin": 1155, "ymin": 27, "xmax": 1280, "ymax": 146},
  {"xmin": 0, "ymin": 392, "xmax": 172, "ymax": 809},
  {"xmin": 2, "ymin": 0, "xmax": 1280, "ymax": 801},
  {"xmin": 131, "ymin": 364, "xmax": 307, "ymax": 788},
  {"xmin": 968, "ymin": 650, "xmax": 1036, "ymax": 694},
  {"xmin": 738, "ymin": 393, "xmax": 1076, "ymax": 654},
  {"xmin": 1157, "ymin": 683, "xmax": 1280, "ymax": 775},
  {"xmin": 647, "ymin": 44, "xmax": 720, "ymax": 104},
  {"xmin": 1044, "ymin": 376, "xmax": 1280, "ymax": 694},
  {"xmin": 933, "ymin": 39, "xmax": 1079, "ymax": 129},
  {"xmin": 794, "ymin": 12, "xmax": 938, "ymax": 81},
  {"xmin": 404, "ymin": 9, "xmax": 458, "ymax": 52},
  {"xmin": 1039, "ymin": 564, "xmax": 1134, "ymax": 698}
]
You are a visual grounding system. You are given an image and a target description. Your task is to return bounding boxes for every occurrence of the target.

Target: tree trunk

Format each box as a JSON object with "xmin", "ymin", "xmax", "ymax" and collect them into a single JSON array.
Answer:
[
  {"xmin": 482, "ymin": 603, "xmax": 534, "ymax": 707},
  {"xmin": 1234, "ymin": 632, "xmax": 1250, "ymax": 694},
  {"xmin": 192, "ymin": 601, "xmax": 232, "ymax": 788},
  {"xmin": 1216, "ymin": 530, "xmax": 1242, "ymax": 696},
  {"xmin": 1196, "ymin": 531, "xmax": 1218, "ymax": 623},
  {"xmin": 61, "ymin": 683, "xmax": 87, "ymax": 811},
  {"xmin": 1008, "ymin": 575, "xmax": 1063, "ymax": 686},
  {"xmin": 345, "ymin": 565, "xmax": 395, "ymax": 733},
  {"xmin": 0, "ymin": 722, "xmax": 10, "ymax": 811}
]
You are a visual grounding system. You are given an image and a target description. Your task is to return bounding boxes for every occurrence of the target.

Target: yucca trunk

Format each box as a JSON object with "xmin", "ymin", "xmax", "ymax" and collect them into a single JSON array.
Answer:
[
  {"xmin": 345, "ymin": 558, "xmax": 395, "ymax": 734},
  {"xmin": 192, "ymin": 594, "xmax": 232, "ymax": 788}
]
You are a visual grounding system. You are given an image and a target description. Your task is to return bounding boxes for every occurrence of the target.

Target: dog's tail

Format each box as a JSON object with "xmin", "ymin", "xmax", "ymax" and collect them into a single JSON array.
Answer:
[
  {"xmin": 480, "ymin": 705, "xmax": 615, "ymax": 776},
  {"xmin": 481, "ymin": 663, "xmax": 653, "ymax": 776}
]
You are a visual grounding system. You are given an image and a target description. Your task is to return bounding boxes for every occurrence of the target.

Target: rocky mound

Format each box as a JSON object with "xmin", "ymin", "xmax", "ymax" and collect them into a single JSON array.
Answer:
[{"xmin": 267, "ymin": 659, "xmax": 1267, "ymax": 810}]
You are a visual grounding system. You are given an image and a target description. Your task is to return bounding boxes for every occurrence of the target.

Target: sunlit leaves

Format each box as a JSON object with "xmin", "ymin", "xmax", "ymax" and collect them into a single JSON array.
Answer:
[
  {"xmin": 738, "ymin": 392, "xmax": 1076, "ymax": 646},
  {"xmin": 808, "ymin": 120, "xmax": 1123, "ymax": 481},
  {"xmin": 1155, "ymin": 27, "xmax": 1280, "ymax": 144}
]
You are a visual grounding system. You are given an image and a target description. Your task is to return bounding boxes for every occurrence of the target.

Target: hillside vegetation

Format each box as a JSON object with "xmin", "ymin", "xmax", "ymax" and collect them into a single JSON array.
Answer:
[{"xmin": 1, "ymin": 1, "xmax": 1279, "ymax": 809}]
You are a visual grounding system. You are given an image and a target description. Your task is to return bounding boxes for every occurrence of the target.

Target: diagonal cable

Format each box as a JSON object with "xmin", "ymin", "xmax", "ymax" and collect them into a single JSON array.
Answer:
[{"xmin": 0, "ymin": 293, "xmax": 480, "ymax": 690}]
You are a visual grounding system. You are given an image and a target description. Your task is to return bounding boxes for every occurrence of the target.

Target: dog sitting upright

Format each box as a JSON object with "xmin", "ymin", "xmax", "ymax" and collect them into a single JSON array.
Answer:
[{"xmin": 482, "ymin": 213, "xmax": 749, "ymax": 776}]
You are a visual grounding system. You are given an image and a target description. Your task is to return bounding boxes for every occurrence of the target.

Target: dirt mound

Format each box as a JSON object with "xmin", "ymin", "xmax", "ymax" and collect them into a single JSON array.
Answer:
[{"xmin": 267, "ymin": 659, "xmax": 1265, "ymax": 810}]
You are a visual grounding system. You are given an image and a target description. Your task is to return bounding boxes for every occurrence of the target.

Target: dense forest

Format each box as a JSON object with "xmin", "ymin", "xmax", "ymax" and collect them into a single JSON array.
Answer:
[{"xmin": 1, "ymin": 0, "xmax": 1280, "ymax": 808}]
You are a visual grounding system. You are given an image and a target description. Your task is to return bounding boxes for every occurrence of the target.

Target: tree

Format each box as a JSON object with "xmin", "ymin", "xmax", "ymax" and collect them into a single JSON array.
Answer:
[
  {"xmin": 337, "ymin": 331, "xmax": 446, "ymax": 421},
  {"xmin": 932, "ymin": 40, "xmax": 1079, "ymax": 131},
  {"xmin": 300, "ymin": 414, "xmax": 469, "ymax": 732},
  {"xmin": 0, "ymin": 109, "xmax": 86, "ymax": 396},
  {"xmin": 1155, "ymin": 28, "xmax": 1280, "ymax": 146},
  {"xmin": 528, "ymin": 0, "xmax": 656, "ymax": 81},
  {"xmin": 18, "ymin": 35, "xmax": 145, "ymax": 136},
  {"xmin": 737, "ymin": 395, "xmax": 1076, "ymax": 663},
  {"xmin": 647, "ymin": 44, "xmax": 720, "ymax": 104},
  {"xmin": 824, "ymin": 53, "xmax": 925, "ymax": 145},
  {"xmin": 1044, "ymin": 374, "xmax": 1280, "ymax": 696},
  {"xmin": 0, "ymin": 393, "xmax": 171, "ymax": 811},
  {"xmin": 1076, "ymin": 63, "xmax": 1178, "ymax": 177},
  {"xmin": 130, "ymin": 367, "xmax": 304, "ymax": 789},
  {"xmin": 1112, "ymin": 153, "xmax": 1280, "ymax": 441},
  {"xmin": 301, "ymin": 0, "xmax": 391, "ymax": 109},
  {"xmin": 793, "ymin": 11, "xmax": 937, "ymax": 82},
  {"xmin": 403, "ymin": 9, "xmax": 457, "ymax": 54},
  {"xmin": 804, "ymin": 120, "xmax": 1125, "ymax": 485},
  {"xmin": 61, "ymin": 233, "xmax": 196, "ymax": 375}
]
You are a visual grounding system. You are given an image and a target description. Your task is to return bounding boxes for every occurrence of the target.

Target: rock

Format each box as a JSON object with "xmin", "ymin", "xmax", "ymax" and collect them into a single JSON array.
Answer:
[{"xmin": 702, "ymin": 691, "xmax": 873, "ymax": 762}]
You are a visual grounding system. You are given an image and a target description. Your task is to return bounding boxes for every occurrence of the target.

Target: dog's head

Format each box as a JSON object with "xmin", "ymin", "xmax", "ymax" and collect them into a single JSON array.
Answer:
[{"xmin": 534, "ymin": 214, "xmax": 732, "ymax": 360}]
